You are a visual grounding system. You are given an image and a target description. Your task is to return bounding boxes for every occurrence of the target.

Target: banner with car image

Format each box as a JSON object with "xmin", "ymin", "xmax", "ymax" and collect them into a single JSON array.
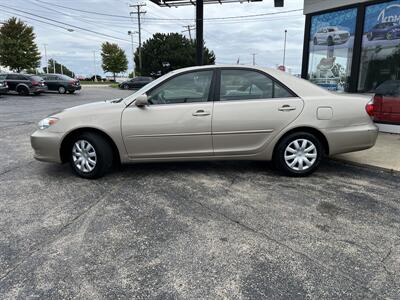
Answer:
[
  {"xmin": 307, "ymin": 8, "xmax": 357, "ymax": 92},
  {"xmin": 363, "ymin": 0, "xmax": 400, "ymax": 46}
]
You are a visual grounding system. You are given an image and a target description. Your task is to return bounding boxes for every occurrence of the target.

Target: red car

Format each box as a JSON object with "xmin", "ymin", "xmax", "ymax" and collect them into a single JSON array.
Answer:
[{"xmin": 373, "ymin": 80, "xmax": 400, "ymax": 124}]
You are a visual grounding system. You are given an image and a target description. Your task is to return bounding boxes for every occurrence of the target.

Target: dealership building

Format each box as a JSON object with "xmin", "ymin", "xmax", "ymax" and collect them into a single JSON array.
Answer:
[{"xmin": 302, "ymin": 0, "xmax": 400, "ymax": 133}]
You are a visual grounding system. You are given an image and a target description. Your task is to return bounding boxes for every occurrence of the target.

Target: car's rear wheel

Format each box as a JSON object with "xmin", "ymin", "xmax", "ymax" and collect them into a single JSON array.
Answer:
[
  {"xmin": 58, "ymin": 86, "xmax": 67, "ymax": 94},
  {"xmin": 313, "ymin": 37, "xmax": 318, "ymax": 45},
  {"xmin": 69, "ymin": 132, "xmax": 113, "ymax": 179},
  {"xmin": 386, "ymin": 32, "xmax": 393, "ymax": 40},
  {"xmin": 122, "ymin": 84, "xmax": 129, "ymax": 90},
  {"xmin": 274, "ymin": 132, "xmax": 323, "ymax": 177},
  {"xmin": 367, "ymin": 33, "xmax": 374, "ymax": 41},
  {"xmin": 17, "ymin": 86, "xmax": 29, "ymax": 96}
]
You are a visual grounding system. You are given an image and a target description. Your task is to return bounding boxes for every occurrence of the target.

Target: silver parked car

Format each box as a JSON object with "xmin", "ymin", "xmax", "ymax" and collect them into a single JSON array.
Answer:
[{"xmin": 31, "ymin": 65, "xmax": 378, "ymax": 179}]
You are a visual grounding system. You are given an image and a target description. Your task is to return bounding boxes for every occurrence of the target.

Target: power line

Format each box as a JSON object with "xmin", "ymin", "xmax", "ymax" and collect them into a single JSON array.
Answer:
[
  {"xmin": 0, "ymin": 4, "xmax": 132, "ymax": 43},
  {"xmin": 27, "ymin": 0, "xmax": 302, "ymax": 22}
]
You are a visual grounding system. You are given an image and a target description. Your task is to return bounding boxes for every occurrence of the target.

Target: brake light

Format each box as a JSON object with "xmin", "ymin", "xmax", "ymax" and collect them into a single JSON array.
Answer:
[
  {"xmin": 365, "ymin": 99, "xmax": 374, "ymax": 117},
  {"xmin": 31, "ymin": 81, "xmax": 40, "ymax": 86}
]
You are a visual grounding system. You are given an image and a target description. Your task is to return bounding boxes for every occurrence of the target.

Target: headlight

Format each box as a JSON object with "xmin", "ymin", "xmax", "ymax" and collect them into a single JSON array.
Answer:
[
  {"xmin": 38, "ymin": 117, "xmax": 59, "ymax": 130},
  {"xmin": 0, "ymin": 82, "xmax": 3, "ymax": 87}
]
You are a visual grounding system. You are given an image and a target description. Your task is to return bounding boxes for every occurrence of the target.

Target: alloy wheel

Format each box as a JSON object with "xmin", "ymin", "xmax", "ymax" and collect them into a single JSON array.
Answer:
[
  {"xmin": 72, "ymin": 140, "xmax": 97, "ymax": 173},
  {"xmin": 284, "ymin": 139, "xmax": 317, "ymax": 171}
]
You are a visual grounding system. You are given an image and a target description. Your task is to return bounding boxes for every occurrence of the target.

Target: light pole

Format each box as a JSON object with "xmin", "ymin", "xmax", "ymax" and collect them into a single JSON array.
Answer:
[
  {"xmin": 43, "ymin": 44, "xmax": 48, "ymax": 74},
  {"xmin": 283, "ymin": 29, "xmax": 287, "ymax": 69},
  {"xmin": 93, "ymin": 50, "xmax": 97, "ymax": 82},
  {"xmin": 128, "ymin": 30, "xmax": 137, "ymax": 77}
]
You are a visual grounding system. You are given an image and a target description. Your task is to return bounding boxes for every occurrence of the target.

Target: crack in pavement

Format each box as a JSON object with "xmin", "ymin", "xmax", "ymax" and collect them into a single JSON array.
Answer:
[
  {"xmin": 0, "ymin": 181, "xmax": 123, "ymax": 284},
  {"xmin": 187, "ymin": 196, "xmax": 382, "ymax": 299},
  {"xmin": 0, "ymin": 161, "xmax": 35, "ymax": 178}
]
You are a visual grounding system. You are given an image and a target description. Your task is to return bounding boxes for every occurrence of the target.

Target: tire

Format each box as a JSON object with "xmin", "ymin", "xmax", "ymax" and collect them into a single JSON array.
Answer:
[
  {"xmin": 367, "ymin": 33, "xmax": 373, "ymax": 41},
  {"xmin": 69, "ymin": 132, "xmax": 113, "ymax": 179},
  {"xmin": 386, "ymin": 32, "xmax": 393, "ymax": 40},
  {"xmin": 313, "ymin": 37, "xmax": 318, "ymax": 45},
  {"xmin": 58, "ymin": 86, "xmax": 67, "ymax": 94},
  {"xmin": 327, "ymin": 36, "xmax": 334, "ymax": 46},
  {"xmin": 273, "ymin": 132, "xmax": 323, "ymax": 177},
  {"xmin": 17, "ymin": 86, "xmax": 29, "ymax": 96},
  {"xmin": 122, "ymin": 84, "xmax": 129, "ymax": 90}
]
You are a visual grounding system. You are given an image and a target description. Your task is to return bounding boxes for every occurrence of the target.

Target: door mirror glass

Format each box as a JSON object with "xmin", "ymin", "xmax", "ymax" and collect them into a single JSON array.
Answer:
[{"xmin": 135, "ymin": 94, "xmax": 148, "ymax": 107}]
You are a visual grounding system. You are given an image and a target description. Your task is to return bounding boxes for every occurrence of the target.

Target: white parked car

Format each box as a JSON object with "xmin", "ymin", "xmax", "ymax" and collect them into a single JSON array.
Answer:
[{"xmin": 313, "ymin": 26, "xmax": 350, "ymax": 46}]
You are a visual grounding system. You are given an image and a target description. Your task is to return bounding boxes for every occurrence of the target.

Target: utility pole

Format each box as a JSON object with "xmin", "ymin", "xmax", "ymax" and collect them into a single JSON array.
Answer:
[
  {"xmin": 182, "ymin": 25, "xmax": 195, "ymax": 41},
  {"xmin": 43, "ymin": 44, "xmax": 48, "ymax": 74},
  {"xmin": 53, "ymin": 59, "xmax": 56, "ymax": 74},
  {"xmin": 252, "ymin": 53, "xmax": 256, "ymax": 66},
  {"xmin": 93, "ymin": 50, "xmax": 97, "ymax": 82},
  {"xmin": 130, "ymin": 3, "xmax": 146, "ymax": 74},
  {"xmin": 196, "ymin": 0, "xmax": 204, "ymax": 66},
  {"xmin": 61, "ymin": 63, "xmax": 63, "ymax": 75},
  {"xmin": 283, "ymin": 29, "xmax": 287, "ymax": 69}
]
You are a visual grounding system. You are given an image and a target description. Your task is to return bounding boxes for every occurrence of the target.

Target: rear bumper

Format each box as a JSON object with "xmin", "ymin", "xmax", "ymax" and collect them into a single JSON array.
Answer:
[
  {"xmin": 31, "ymin": 86, "xmax": 48, "ymax": 93},
  {"xmin": 30, "ymin": 130, "xmax": 63, "ymax": 163},
  {"xmin": 324, "ymin": 123, "xmax": 379, "ymax": 155}
]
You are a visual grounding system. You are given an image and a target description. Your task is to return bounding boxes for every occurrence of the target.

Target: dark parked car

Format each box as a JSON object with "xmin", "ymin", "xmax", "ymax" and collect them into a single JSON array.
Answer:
[
  {"xmin": 0, "ymin": 74, "xmax": 9, "ymax": 95},
  {"xmin": 373, "ymin": 80, "xmax": 400, "ymax": 124},
  {"xmin": 367, "ymin": 22, "xmax": 400, "ymax": 41},
  {"xmin": 119, "ymin": 76, "xmax": 153, "ymax": 90},
  {"xmin": 4, "ymin": 73, "xmax": 48, "ymax": 96},
  {"xmin": 41, "ymin": 74, "xmax": 81, "ymax": 94}
]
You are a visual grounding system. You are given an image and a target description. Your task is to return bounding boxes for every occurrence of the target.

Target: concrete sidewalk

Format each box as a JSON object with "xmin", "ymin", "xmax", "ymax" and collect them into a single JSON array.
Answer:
[{"xmin": 334, "ymin": 132, "xmax": 400, "ymax": 172}]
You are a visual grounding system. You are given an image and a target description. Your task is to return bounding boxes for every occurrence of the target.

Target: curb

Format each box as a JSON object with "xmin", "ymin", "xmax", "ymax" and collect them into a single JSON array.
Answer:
[{"xmin": 330, "ymin": 157, "xmax": 400, "ymax": 175}]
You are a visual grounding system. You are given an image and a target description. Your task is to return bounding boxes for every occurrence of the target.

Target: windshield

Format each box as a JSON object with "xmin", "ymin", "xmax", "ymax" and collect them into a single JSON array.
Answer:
[{"xmin": 123, "ymin": 71, "xmax": 175, "ymax": 105}]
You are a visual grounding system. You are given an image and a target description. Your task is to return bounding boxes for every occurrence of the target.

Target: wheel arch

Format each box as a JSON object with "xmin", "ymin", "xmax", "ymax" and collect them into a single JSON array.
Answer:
[
  {"xmin": 16, "ymin": 83, "xmax": 30, "ymax": 92},
  {"xmin": 273, "ymin": 126, "xmax": 330, "ymax": 157},
  {"xmin": 60, "ymin": 127, "xmax": 121, "ymax": 164}
]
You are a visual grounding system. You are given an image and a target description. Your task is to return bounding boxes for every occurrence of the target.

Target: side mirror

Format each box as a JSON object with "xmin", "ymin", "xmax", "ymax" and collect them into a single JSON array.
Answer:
[{"xmin": 135, "ymin": 94, "xmax": 148, "ymax": 107}]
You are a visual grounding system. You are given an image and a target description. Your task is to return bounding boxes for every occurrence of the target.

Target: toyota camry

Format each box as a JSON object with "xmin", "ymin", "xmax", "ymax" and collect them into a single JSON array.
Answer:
[{"xmin": 31, "ymin": 65, "xmax": 378, "ymax": 179}]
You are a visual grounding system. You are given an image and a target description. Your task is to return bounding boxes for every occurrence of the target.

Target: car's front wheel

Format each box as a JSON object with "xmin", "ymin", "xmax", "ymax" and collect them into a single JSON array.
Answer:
[
  {"xmin": 70, "ymin": 132, "xmax": 113, "ymax": 179},
  {"xmin": 274, "ymin": 132, "xmax": 323, "ymax": 177}
]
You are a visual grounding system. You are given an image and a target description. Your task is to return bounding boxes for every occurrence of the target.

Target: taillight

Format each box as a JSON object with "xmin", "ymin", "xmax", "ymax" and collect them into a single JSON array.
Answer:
[
  {"xmin": 365, "ymin": 99, "xmax": 374, "ymax": 117},
  {"xmin": 31, "ymin": 81, "xmax": 39, "ymax": 86}
]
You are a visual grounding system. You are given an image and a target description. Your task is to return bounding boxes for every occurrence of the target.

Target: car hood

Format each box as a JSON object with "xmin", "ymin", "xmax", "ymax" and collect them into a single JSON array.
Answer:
[{"xmin": 53, "ymin": 99, "xmax": 125, "ymax": 117}]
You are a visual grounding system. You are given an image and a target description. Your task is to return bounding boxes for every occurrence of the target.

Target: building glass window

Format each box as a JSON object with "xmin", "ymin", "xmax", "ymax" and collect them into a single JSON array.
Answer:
[
  {"xmin": 307, "ymin": 8, "xmax": 357, "ymax": 92},
  {"xmin": 358, "ymin": 0, "xmax": 400, "ymax": 93}
]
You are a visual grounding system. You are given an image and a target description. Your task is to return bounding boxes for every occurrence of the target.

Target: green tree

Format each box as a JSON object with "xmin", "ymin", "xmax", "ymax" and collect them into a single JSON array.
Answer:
[
  {"xmin": 43, "ymin": 59, "xmax": 75, "ymax": 78},
  {"xmin": 101, "ymin": 42, "xmax": 128, "ymax": 81},
  {"xmin": 0, "ymin": 17, "xmax": 41, "ymax": 72},
  {"xmin": 134, "ymin": 33, "xmax": 215, "ymax": 77}
]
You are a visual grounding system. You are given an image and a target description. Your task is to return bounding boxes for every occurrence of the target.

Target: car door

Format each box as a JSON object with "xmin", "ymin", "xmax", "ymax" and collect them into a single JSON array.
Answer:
[
  {"xmin": 212, "ymin": 69, "xmax": 304, "ymax": 156},
  {"xmin": 121, "ymin": 69, "xmax": 215, "ymax": 158},
  {"xmin": 6, "ymin": 74, "xmax": 18, "ymax": 91}
]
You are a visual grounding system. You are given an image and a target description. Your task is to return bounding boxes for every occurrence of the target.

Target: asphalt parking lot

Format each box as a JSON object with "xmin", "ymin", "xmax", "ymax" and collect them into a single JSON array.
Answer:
[{"xmin": 0, "ymin": 87, "xmax": 399, "ymax": 299}]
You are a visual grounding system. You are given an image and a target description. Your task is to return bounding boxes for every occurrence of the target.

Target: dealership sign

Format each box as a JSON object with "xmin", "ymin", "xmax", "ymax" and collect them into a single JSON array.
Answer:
[{"xmin": 377, "ymin": 4, "xmax": 400, "ymax": 23}]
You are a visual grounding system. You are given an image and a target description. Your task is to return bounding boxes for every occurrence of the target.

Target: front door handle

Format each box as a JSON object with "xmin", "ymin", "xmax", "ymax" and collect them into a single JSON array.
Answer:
[
  {"xmin": 278, "ymin": 105, "xmax": 296, "ymax": 111},
  {"xmin": 192, "ymin": 109, "xmax": 211, "ymax": 116}
]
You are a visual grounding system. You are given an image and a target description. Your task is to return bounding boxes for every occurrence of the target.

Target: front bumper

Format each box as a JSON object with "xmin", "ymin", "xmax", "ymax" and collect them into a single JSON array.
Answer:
[
  {"xmin": 31, "ymin": 130, "xmax": 63, "ymax": 163},
  {"xmin": 68, "ymin": 85, "xmax": 81, "ymax": 91},
  {"xmin": 0, "ymin": 86, "xmax": 8, "ymax": 94}
]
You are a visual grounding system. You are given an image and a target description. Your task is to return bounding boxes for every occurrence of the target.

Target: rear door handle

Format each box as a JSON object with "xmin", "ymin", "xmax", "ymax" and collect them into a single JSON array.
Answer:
[
  {"xmin": 278, "ymin": 105, "xmax": 296, "ymax": 111},
  {"xmin": 192, "ymin": 109, "xmax": 211, "ymax": 116}
]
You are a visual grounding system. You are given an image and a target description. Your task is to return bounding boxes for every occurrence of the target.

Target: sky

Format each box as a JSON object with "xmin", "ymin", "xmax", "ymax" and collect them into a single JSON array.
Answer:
[{"xmin": 0, "ymin": 0, "xmax": 305, "ymax": 77}]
